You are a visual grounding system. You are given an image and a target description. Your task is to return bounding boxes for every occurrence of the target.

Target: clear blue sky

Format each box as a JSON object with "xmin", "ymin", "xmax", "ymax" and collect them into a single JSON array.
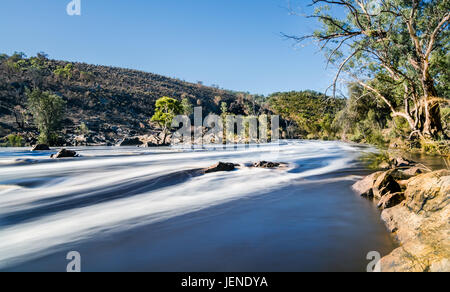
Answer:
[{"xmin": 0, "ymin": 0, "xmax": 340, "ymax": 96}]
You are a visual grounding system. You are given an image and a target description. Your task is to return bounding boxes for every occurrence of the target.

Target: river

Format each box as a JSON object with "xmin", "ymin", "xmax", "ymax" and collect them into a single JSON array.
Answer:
[{"xmin": 0, "ymin": 140, "xmax": 396, "ymax": 271}]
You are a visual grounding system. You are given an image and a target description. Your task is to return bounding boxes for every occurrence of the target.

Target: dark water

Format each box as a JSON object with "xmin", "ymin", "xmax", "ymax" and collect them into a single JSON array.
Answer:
[{"xmin": 0, "ymin": 141, "xmax": 396, "ymax": 272}]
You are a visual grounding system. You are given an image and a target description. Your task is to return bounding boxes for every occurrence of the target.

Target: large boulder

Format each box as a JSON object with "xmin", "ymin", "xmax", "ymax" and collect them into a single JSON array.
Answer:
[
  {"xmin": 51, "ymin": 149, "xmax": 78, "ymax": 159},
  {"xmin": 204, "ymin": 162, "xmax": 238, "ymax": 174},
  {"xmin": 31, "ymin": 144, "xmax": 50, "ymax": 151},
  {"xmin": 403, "ymin": 169, "xmax": 450, "ymax": 215},
  {"xmin": 380, "ymin": 170, "xmax": 450, "ymax": 272},
  {"xmin": 352, "ymin": 171, "xmax": 383, "ymax": 198},
  {"xmin": 372, "ymin": 170, "xmax": 402, "ymax": 200}
]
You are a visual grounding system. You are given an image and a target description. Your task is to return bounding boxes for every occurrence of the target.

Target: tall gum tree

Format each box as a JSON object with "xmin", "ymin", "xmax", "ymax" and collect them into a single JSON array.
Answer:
[{"xmin": 286, "ymin": 0, "xmax": 449, "ymax": 139}]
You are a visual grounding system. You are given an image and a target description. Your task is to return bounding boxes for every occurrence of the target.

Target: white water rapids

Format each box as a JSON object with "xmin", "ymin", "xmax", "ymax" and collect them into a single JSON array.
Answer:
[{"xmin": 0, "ymin": 140, "xmax": 377, "ymax": 270}]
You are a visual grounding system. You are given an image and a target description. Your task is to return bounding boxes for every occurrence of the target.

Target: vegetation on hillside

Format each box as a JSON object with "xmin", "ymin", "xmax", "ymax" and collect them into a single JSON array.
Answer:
[{"xmin": 268, "ymin": 91, "xmax": 345, "ymax": 140}]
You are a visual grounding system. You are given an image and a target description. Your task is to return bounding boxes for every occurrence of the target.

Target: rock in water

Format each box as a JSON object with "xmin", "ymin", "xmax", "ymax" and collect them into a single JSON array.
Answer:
[
  {"xmin": 31, "ymin": 144, "xmax": 50, "ymax": 151},
  {"xmin": 204, "ymin": 162, "xmax": 238, "ymax": 173},
  {"xmin": 352, "ymin": 171, "xmax": 384, "ymax": 198},
  {"xmin": 51, "ymin": 149, "xmax": 78, "ymax": 159},
  {"xmin": 402, "ymin": 164, "xmax": 432, "ymax": 177},
  {"xmin": 372, "ymin": 170, "xmax": 402, "ymax": 200},
  {"xmin": 253, "ymin": 161, "xmax": 281, "ymax": 168},
  {"xmin": 119, "ymin": 137, "xmax": 143, "ymax": 146}
]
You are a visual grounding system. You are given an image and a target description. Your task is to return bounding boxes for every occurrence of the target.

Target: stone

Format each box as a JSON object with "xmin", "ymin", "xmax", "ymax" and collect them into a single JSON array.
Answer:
[
  {"xmin": 253, "ymin": 161, "xmax": 281, "ymax": 168},
  {"xmin": 204, "ymin": 162, "xmax": 238, "ymax": 174},
  {"xmin": 380, "ymin": 170, "xmax": 450, "ymax": 272},
  {"xmin": 352, "ymin": 171, "xmax": 384, "ymax": 198},
  {"xmin": 377, "ymin": 192, "xmax": 405, "ymax": 210},
  {"xmin": 403, "ymin": 170, "xmax": 450, "ymax": 215},
  {"xmin": 31, "ymin": 144, "xmax": 50, "ymax": 151},
  {"xmin": 119, "ymin": 137, "xmax": 143, "ymax": 146},
  {"xmin": 379, "ymin": 161, "xmax": 391, "ymax": 170},
  {"xmin": 389, "ymin": 156, "xmax": 415, "ymax": 168},
  {"xmin": 51, "ymin": 149, "xmax": 78, "ymax": 159},
  {"xmin": 402, "ymin": 164, "xmax": 432, "ymax": 177},
  {"xmin": 372, "ymin": 170, "xmax": 402, "ymax": 200}
]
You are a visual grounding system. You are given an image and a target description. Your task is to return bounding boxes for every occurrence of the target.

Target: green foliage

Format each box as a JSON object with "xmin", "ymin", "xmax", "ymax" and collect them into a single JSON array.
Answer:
[
  {"xmin": 76, "ymin": 123, "xmax": 89, "ymax": 136},
  {"xmin": 359, "ymin": 151, "xmax": 390, "ymax": 170},
  {"xmin": 26, "ymin": 89, "xmax": 66, "ymax": 145},
  {"xmin": 151, "ymin": 97, "xmax": 183, "ymax": 130},
  {"xmin": 0, "ymin": 134, "xmax": 24, "ymax": 147},
  {"xmin": 268, "ymin": 91, "xmax": 345, "ymax": 139},
  {"xmin": 181, "ymin": 98, "xmax": 193, "ymax": 116},
  {"xmin": 54, "ymin": 63, "xmax": 74, "ymax": 80}
]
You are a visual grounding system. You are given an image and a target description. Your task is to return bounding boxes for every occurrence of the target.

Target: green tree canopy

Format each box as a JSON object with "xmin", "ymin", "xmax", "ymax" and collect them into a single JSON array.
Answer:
[
  {"xmin": 287, "ymin": 0, "xmax": 449, "ymax": 139},
  {"xmin": 151, "ymin": 97, "xmax": 183, "ymax": 144},
  {"xmin": 26, "ymin": 89, "xmax": 66, "ymax": 145}
]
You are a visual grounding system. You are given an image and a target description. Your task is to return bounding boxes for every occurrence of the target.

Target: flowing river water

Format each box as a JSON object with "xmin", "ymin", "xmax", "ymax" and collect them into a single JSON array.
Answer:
[{"xmin": 0, "ymin": 140, "xmax": 397, "ymax": 271}]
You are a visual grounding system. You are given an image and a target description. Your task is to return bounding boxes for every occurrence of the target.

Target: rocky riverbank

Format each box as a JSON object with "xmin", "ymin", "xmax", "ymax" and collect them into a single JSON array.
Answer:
[{"xmin": 352, "ymin": 155, "xmax": 449, "ymax": 272}]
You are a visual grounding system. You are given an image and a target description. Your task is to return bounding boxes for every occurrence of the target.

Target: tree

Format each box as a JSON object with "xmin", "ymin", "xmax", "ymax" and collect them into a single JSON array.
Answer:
[
  {"xmin": 181, "ymin": 98, "xmax": 193, "ymax": 117},
  {"xmin": 286, "ymin": 0, "xmax": 449, "ymax": 139},
  {"xmin": 26, "ymin": 89, "xmax": 66, "ymax": 145},
  {"xmin": 151, "ymin": 97, "xmax": 183, "ymax": 144}
]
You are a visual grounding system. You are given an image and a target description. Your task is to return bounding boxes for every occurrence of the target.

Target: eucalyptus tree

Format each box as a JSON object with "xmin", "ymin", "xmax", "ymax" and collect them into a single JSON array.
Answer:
[{"xmin": 286, "ymin": 0, "xmax": 449, "ymax": 139}]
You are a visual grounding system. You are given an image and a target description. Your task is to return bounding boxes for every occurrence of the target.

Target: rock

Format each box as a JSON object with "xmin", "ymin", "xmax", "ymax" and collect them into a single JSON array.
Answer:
[
  {"xmin": 31, "ymin": 144, "xmax": 50, "ymax": 151},
  {"xmin": 403, "ymin": 170, "xmax": 450, "ymax": 215},
  {"xmin": 51, "ymin": 149, "xmax": 78, "ymax": 159},
  {"xmin": 377, "ymin": 192, "xmax": 405, "ymax": 210},
  {"xmin": 379, "ymin": 161, "xmax": 391, "ymax": 170},
  {"xmin": 380, "ymin": 170, "xmax": 450, "ymax": 272},
  {"xmin": 253, "ymin": 161, "xmax": 281, "ymax": 168},
  {"xmin": 389, "ymin": 156, "xmax": 415, "ymax": 168},
  {"xmin": 372, "ymin": 170, "xmax": 402, "ymax": 200},
  {"xmin": 119, "ymin": 137, "xmax": 143, "ymax": 146},
  {"xmin": 204, "ymin": 162, "xmax": 238, "ymax": 174},
  {"xmin": 402, "ymin": 164, "xmax": 432, "ymax": 177},
  {"xmin": 352, "ymin": 171, "xmax": 384, "ymax": 198}
]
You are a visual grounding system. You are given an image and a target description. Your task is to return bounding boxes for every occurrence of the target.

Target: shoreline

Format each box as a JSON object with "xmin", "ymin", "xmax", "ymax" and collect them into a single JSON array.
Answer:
[{"xmin": 352, "ymin": 153, "xmax": 449, "ymax": 272}]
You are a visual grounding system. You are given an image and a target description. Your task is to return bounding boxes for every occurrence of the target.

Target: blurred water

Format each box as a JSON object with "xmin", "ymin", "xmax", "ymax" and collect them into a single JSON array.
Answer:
[{"xmin": 0, "ymin": 140, "xmax": 396, "ymax": 271}]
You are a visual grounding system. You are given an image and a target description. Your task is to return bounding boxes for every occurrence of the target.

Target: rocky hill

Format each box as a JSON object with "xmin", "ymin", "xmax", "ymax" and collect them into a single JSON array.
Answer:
[{"xmin": 0, "ymin": 53, "xmax": 266, "ymax": 146}]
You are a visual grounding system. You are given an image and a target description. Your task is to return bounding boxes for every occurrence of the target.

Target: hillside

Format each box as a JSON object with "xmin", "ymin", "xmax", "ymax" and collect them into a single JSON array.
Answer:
[{"xmin": 0, "ymin": 53, "xmax": 264, "ymax": 145}]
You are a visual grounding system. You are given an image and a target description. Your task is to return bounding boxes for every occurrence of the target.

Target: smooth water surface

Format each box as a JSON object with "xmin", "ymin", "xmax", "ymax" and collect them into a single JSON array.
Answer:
[{"xmin": 0, "ymin": 140, "xmax": 396, "ymax": 271}]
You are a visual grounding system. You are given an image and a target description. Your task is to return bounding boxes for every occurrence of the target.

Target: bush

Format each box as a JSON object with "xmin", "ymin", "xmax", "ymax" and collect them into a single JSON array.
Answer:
[
  {"xmin": 26, "ymin": 89, "xmax": 66, "ymax": 145},
  {"xmin": 0, "ymin": 134, "xmax": 24, "ymax": 147}
]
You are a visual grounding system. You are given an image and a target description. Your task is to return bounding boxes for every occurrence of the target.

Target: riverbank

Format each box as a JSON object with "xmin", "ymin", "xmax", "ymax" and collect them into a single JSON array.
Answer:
[{"xmin": 352, "ymin": 153, "xmax": 449, "ymax": 272}]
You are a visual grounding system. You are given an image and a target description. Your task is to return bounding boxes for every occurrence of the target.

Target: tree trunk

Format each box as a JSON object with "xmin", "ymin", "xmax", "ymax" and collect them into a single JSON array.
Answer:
[{"xmin": 421, "ymin": 74, "xmax": 443, "ymax": 138}]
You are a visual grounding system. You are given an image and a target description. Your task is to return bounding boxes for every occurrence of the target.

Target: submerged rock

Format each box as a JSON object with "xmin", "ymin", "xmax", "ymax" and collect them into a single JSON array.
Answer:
[
  {"xmin": 204, "ymin": 162, "xmax": 238, "ymax": 173},
  {"xmin": 31, "ymin": 144, "xmax": 50, "ymax": 151},
  {"xmin": 253, "ymin": 161, "xmax": 281, "ymax": 168},
  {"xmin": 51, "ymin": 149, "xmax": 78, "ymax": 159}
]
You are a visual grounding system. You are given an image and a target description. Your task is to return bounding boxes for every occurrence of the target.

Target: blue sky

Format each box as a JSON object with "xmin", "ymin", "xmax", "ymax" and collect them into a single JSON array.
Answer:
[{"xmin": 0, "ymin": 0, "xmax": 340, "ymax": 95}]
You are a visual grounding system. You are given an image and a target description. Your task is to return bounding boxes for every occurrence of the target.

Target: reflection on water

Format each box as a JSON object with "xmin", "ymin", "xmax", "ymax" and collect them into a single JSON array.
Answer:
[{"xmin": 0, "ymin": 140, "xmax": 396, "ymax": 271}]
